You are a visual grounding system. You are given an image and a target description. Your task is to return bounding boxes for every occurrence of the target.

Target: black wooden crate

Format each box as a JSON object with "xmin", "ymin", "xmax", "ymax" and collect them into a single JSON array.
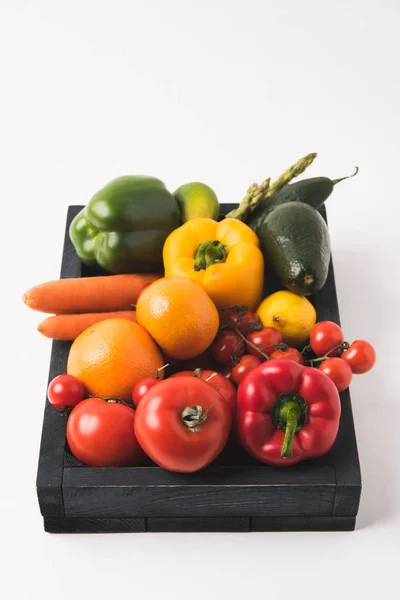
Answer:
[{"xmin": 36, "ymin": 204, "xmax": 361, "ymax": 533}]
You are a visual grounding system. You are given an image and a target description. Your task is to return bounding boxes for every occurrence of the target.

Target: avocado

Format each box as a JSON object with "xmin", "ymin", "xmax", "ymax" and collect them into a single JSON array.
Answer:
[{"xmin": 258, "ymin": 202, "xmax": 331, "ymax": 296}]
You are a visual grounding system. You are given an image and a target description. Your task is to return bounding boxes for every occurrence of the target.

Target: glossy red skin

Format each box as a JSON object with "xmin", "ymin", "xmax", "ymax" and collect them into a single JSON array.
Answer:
[
  {"xmin": 47, "ymin": 374, "xmax": 85, "ymax": 409},
  {"xmin": 270, "ymin": 347, "xmax": 304, "ymax": 364},
  {"xmin": 310, "ymin": 321, "xmax": 344, "ymax": 357},
  {"xmin": 134, "ymin": 377, "xmax": 231, "ymax": 472},
  {"xmin": 341, "ymin": 340, "xmax": 376, "ymax": 374},
  {"xmin": 171, "ymin": 370, "xmax": 237, "ymax": 419},
  {"xmin": 236, "ymin": 359, "xmax": 341, "ymax": 466},
  {"xmin": 319, "ymin": 358, "xmax": 352, "ymax": 392},
  {"xmin": 224, "ymin": 310, "xmax": 262, "ymax": 336},
  {"xmin": 211, "ymin": 330, "xmax": 245, "ymax": 366},
  {"xmin": 66, "ymin": 398, "xmax": 144, "ymax": 467},
  {"xmin": 247, "ymin": 327, "xmax": 283, "ymax": 359},
  {"xmin": 132, "ymin": 377, "xmax": 158, "ymax": 407},
  {"xmin": 231, "ymin": 355, "xmax": 262, "ymax": 386}
]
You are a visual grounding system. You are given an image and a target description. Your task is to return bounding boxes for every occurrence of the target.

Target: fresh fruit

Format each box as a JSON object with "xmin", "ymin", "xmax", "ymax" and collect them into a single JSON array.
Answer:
[
  {"xmin": 257, "ymin": 202, "xmax": 331, "ymax": 296},
  {"xmin": 319, "ymin": 358, "xmax": 352, "ymax": 392},
  {"xmin": 341, "ymin": 340, "xmax": 376, "ymax": 374},
  {"xmin": 247, "ymin": 168, "xmax": 358, "ymax": 234},
  {"xmin": 136, "ymin": 277, "xmax": 219, "ymax": 360},
  {"xmin": 222, "ymin": 309, "xmax": 262, "ymax": 336},
  {"xmin": 47, "ymin": 374, "xmax": 85, "ymax": 409},
  {"xmin": 174, "ymin": 182, "xmax": 220, "ymax": 222},
  {"xmin": 66, "ymin": 398, "xmax": 144, "ymax": 467},
  {"xmin": 310, "ymin": 321, "xmax": 344, "ymax": 357},
  {"xmin": 256, "ymin": 290, "xmax": 316, "ymax": 348},
  {"xmin": 231, "ymin": 355, "xmax": 262, "ymax": 385},
  {"xmin": 38, "ymin": 311, "xmax": 138, "ymax": 340},
  {"xmin": 134, "ymin": 377, "xmax": 231, "ymax": 472},
  {"xmin": 131, "ymin": 365, "xmax": 169, "ymax": 406},
  {"xmin": 211, "ymin": 330, "xmax": 245, "ymax": 366},
  {"xmin": 67, "ymin": 318, "xmax": 164, "ymax": 402},
  {"xmin": 270, "ymin": 347, "xmax": 304, "ymax": 364},
  {"xmin": 23, "ymin": 274, "xmax": 159, "ymax": 314},
  {"xmin": 171, "ymin": 369, "xmax": 237, "ymax": 418},
  {"xmin": 247, "ymin": 327, "xmax": 283, "ymax": 359},
  {"xmin": 69, "ymin": 176, "xmax": 180, "ymax": 273},
  {"xmin": 163, "ymin": 217, "xmax": 264, "ymax": 310}
]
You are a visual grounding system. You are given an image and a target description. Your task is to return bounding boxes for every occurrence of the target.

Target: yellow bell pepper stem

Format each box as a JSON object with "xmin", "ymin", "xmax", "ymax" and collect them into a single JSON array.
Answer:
[{"xmin": 194, "ymin": 241, "xmax": 228, "ymax": 271}]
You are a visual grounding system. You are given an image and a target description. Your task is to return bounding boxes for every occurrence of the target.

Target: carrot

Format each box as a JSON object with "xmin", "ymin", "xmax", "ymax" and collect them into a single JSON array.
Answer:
[
  {"xmin": 38, "ymin": 311, "xmax": 138, "ymax": 340},
  {"xmin": 23, "ymin": 273, "xmax": 160, "ymax": 314}
]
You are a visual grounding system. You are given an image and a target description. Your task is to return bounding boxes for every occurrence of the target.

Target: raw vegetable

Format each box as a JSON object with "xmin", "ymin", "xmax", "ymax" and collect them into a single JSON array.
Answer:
[
  {"xmin": 310, "ymin": 321, "xmax": 345, "ymax": 357},
  {"xmin": 341, "ymin": 340, "xmax": 376, "ymax": 374},
  {"xmin": 246, "ymin": 327, "xmax": 283, "ymax": 359},
  {"xmin": 211, "ymin": 330, "xmax": 245, "ymax": 366},
  {"xmin": 47, "ymin": 374, "xmax": 85, "ymax": 409},
  {"xmin": 231, "ymin": 355, "xmax": 262, "ymax": 385},
  {"xmin": 258, "ymin": 202, "xmax": 331, "ymax": 295},
  {"xmin": 131, "ymin": 364, "xmax": 169, "ymax": 407},
  {"xmin": 221, "ymin": 308, "xmax": 262, "ymax": 336},
  {"xmin": 174, "ymin": 182, "xmax": 219, "ymax": 222},
  {"xmin": 236, "ymin": 359, "xmax": 341, "ymax": 466},
  {"xmin": 270, "ymin": 347, "xmax": 304, "ymax": 364},
  {"xmin": 38, "ymin": 311, "xmax": 138, "ymax": 340},
  {"xmin": 69, "ymin": 176, "xmax": 180, "ymax": 273},
  {"xmin": 23, "ymin": 273, "xmax": 159, "ymax": 314},
  {"xmin": 134, "ymin": 377, "xmax": 231, "ymax": 472},
  {"xmin": 171, "ymin": 369, "xmax": 237, "ymax": 418},
  {"xmin": 319, "ymin": 358, "xmax": 353, "ymax": 392},
  {"xmin": 66, "ymin": 398, "xmax": 144, "ymax": 467},
  {"xmin": 163, "ymin": 217, "xmax": 264, "ymax": 310}
]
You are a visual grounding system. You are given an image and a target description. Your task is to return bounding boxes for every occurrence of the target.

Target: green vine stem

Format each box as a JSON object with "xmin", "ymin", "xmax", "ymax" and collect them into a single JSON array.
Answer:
[
  {"xmin": 306, "ymin": 342, "xmax": 350, "ymax": 366},
  {"xmin": 181, "ymin": 405, "xmax": 213, "ymax": 433}
]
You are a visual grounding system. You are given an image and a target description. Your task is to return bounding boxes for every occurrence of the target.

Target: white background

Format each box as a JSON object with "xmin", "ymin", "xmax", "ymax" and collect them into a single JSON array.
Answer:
[{"xmin": 1, "ymin": 1, "xmax": 399, "ymax": 598}]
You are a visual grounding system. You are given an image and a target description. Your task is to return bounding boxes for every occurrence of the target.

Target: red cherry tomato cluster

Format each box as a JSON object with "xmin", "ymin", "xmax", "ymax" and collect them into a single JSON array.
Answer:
[{"xmin": 308, "ymin": 321, "xmax": 376, "ymax": 392}]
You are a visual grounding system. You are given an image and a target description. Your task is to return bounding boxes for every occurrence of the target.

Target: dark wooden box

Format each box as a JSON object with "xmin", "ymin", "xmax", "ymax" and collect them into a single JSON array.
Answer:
[{"xmin": 36, "ymin": 204, "xmax": 361, "ymax": 533}]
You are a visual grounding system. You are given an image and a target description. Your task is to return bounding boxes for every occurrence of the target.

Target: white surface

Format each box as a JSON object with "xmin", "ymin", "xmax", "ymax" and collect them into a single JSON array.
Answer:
[{"xmin": 1, "ymin": 1, "xmax": 399, "ymax": 598}]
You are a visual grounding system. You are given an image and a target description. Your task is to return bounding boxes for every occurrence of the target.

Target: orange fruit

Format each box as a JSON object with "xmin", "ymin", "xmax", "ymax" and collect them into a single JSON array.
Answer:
[
  {"xmin": 136, "ymin": 277, "xmax": 219, "ymax": 360},
  {"xmin": 67, "ymin": 318, "xmax": 164, "ymax": 402}
]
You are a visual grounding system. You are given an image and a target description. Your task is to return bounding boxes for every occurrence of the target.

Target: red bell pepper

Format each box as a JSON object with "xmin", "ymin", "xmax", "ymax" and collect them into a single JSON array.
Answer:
[{"xmin": 236, "ymin": 359, "xmax": 341, "ymax": 466}]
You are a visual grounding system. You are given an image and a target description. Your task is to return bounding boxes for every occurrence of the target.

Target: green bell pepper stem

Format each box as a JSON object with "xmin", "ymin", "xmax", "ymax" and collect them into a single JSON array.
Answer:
[{"xmin": 272, "ymin": 393, "xmax": 308, "ymax": 459}]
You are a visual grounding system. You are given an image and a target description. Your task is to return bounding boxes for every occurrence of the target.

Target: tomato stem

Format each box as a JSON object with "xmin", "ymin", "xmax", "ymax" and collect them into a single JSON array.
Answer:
[
  {"xmin": 156, "ymin": 363, "xmax": 170, "ymax": 380},
  {"xmin": 307, "ymin": 342, "xmax": 350, "ymax": 365},
  {"xmin": 231, "ymin": 325, "xmax": 271, "ymax": 361},
  {"xmin": 181, "ymin": 405, "xmax": 213, "ymax": 433}
]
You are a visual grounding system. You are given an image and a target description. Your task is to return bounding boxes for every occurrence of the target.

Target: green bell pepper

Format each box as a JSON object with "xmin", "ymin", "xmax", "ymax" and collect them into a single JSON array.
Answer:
[{"xmin": 69, "ymin": 176, "xmax": 180, "ymax": 273}]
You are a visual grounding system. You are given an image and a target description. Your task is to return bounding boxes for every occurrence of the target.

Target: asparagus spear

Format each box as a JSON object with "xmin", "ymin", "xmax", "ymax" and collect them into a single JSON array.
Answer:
[{"xmin": 226, "ymin": 152, "xmax": 317, "ymax": 220}]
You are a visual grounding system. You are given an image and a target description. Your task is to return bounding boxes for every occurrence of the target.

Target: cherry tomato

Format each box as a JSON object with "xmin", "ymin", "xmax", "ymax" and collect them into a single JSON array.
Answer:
[
  {"xmin": 221, "ymin": 365, "xmax": 234, "ymax": 383},
  {"xmin": 180, "ymin": 349, "xmax": 220, "ymax": 372},
  {"xmin": 66, "ymin": 398, "xmax": 144, "ymax": 467},
  {"xmin": 247, "ymin": 327, "xmax": 283, "ymax": 359},
  {"xmin": 171, "ymin": 369, "xmax": 237, "ymax": 418},
  {"xmin": 319, "ymin": 358, "xmax": 353, "ymax": 392},
  {"xmin": 270, "ymin": 347, "xmax": 304, "ymax": 364},
  {"xmin": 211, "ymin": 330, "xmax": 245, "ymax": 366},
  {"xmin": 224, "ymin": 309, "xmax": 262, "ymax": 336},
  {"xmin": 47, "ymin": 374, "xmax": 85, "ymax": 410},
  {"xmin": 132, "ymin": 378, "xmax": 158, "ymax": 407},
  {"xmin": 341, "ymin": 340, "xmax": 376, "ymax": 374},
  {"xmin": 134, "ymin": 377, "xmax": 231, "ymax": 472},
  {"xmin": 231, "ymin": 355, "xmax": 262, "ymax": 386},
  {"xmin": 310, "ymin": 321, "xmax": 344, "ymax": 357}
]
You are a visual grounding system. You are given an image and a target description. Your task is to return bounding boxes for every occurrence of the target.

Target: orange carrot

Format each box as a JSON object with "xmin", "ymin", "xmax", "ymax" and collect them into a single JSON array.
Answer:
[
  {"xmin": 38, "ymin": 311, "xmax": 138, "ymax": 340},
  {"xmin": 23, "ymin": 274, "xmax": 160, "ymax": 314}
]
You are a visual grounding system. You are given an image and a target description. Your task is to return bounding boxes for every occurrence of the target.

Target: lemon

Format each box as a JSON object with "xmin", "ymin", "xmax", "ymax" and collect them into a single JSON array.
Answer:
[
  {"xmin": 174, "ymin": 182, "xmax": 219, "ymax": 222},
  {"xmin": 256, "ymin": 290, "xmax": 316, "ymax": 348}
]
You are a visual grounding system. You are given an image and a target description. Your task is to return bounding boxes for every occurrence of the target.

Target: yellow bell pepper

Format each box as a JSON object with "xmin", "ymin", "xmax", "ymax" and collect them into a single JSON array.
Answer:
[{"xmin": 163, "ymin": 218, "xmax": 264, "ymax": 310}]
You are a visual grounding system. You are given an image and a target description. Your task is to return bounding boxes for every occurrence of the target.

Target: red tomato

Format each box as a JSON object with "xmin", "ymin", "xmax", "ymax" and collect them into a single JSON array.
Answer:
[
  {"xmin": 221, "ymin": 365, "xmax": 234, "ymax": 383},
  {"xmin": 341, "ymin": 340, "xmax": 376, "ymax": 374},
  {"xmin": 134, "ymin": 377, "xmax": 231, "ymax": 472},
  {"xmin": 270, "ymin": 347, "xmax": 304, "ymax": 364},
  {"xmin": 319, "ymin": 358, "xmax": 353, "ymax": 392},
  {"xmin": 66, "ymin": 398, "xmax": 144, "ymax": 467},
  {"xmin": 132, "ymin": 378, "xmax": 158, "ymax": 407},
  {"xmin": 211, "ymin": 330, "xmax": 245, "ymax": 366},
  {"xmin": 224, "ymin": 309, "xmax": 262, "ymax": 336},
  {"xmin": 171, "ymin": 370, "xmax": 237, "ymax": 418},
  {"xmin": 47, "ymin": 374, "xmax": 85, "ymax": 410},
  {"xmin": 247, "ymin": 327, "xmax": 283, "ymax": 359},
  {"xmin": 310, "ymin": 321, "xmax": 344, "ymax": 357},
  {"xmin": 231, "ymin": 355, "xmax": 262, "ymax": 386},
  {"xmin": 180, "ymin": 349, "xmax": 220, "ymax": 372}
]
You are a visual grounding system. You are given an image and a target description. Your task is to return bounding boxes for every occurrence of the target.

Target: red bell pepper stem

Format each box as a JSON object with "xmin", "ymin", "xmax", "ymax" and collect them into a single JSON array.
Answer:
[{"xmin": 280, "ymin": 401, "xmax": 302, "ymax": 458}]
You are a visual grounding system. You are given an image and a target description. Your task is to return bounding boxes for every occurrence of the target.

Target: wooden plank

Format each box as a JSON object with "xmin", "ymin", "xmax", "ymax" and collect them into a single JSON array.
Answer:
[
  {"xmin": 44, "ymin": 517, "xmax": 146, "ymax": 534},
  {"xmin": 251, "ymin": 516, "xmax": 356, "ymax": 532},
  {"xmin": 148, "ymin": 517, "xmax": 250, "ymax": 532},
  {"xmin": 36, "ymin": 206, "xmax": 82, "ymax": 517}
]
